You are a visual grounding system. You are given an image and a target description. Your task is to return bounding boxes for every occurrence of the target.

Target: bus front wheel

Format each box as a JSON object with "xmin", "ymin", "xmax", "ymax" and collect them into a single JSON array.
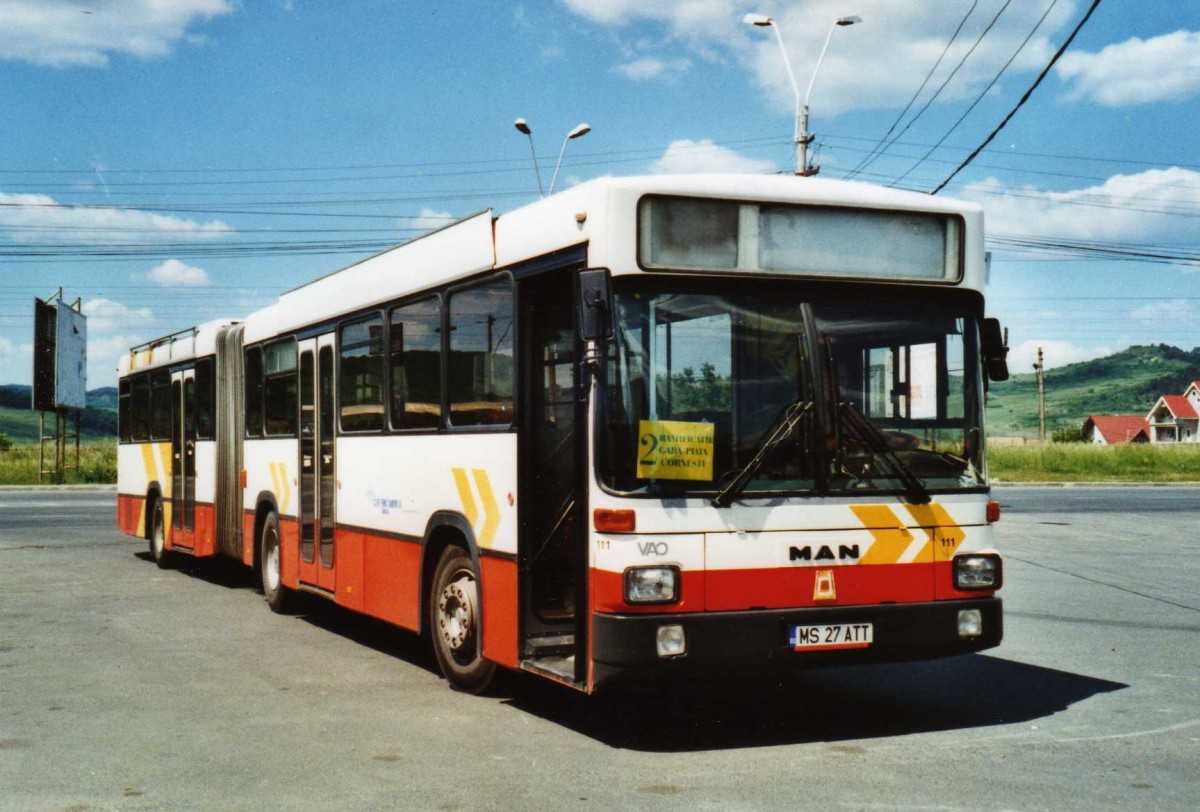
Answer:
[{"xmin": 429, "ymin": 545, "xmax": 496, "ymax": 694}]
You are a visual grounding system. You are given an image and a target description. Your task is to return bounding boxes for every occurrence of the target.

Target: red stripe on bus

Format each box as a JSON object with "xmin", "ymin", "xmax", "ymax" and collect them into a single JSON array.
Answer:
[
  {"xmin": 480, "ymin": 555, "xmax": 519, "ymax": 669},
  {"xmin": 116, "ymin": 494, "xmax": 143, "ymax": 537},
  {"xmin": 704, "ymin": 563, "xmax": 933, "ymax": 611}
]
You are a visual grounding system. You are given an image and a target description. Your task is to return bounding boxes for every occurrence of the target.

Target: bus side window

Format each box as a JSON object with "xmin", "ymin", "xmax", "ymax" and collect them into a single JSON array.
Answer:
[
  {"xmin": 149, "ymin": 369, "xmax": 172, "ymax": 440},
  {"xmin": 389, "ymin": 297, "xmax": 442, "ymax": 430},
  {"xmin": 194, "ymin": 359, "xmax": 215, "ymax": 441},
  {"xmin": 448, "ymin": 278, "xmax": 514, "ymax": 427},
  {"xmin": 131, "ymin": 375, "xmax": 151, "ymax": 442},
  {"xmin": 118, "ymin": 379, "xmax": 131, "ymax": 443},
  {"xmin": 340, "ymin": 314, "xmax": 385, "ymax": 432},
  {"xmin": 264, "ymin": 340, "xmax": 298, "ymax": 436},
  {"xmin": 245, "ymin": 347, "xmax": 264, "ymax": 437}
]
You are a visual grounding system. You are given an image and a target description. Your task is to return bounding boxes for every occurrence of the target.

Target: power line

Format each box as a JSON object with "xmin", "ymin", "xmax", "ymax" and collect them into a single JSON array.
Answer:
[
  {"xmin": 843, "ymin": 1, "xmax": 979, "ymax": 181},
  {"xmin": 931, "ymin": 0, "xmax": 1106, "ymax": 194},
  {"xmin": 890, "ymin": 0, "xmax": 1062, "ymax": 189},
  {"xmin": 848, "ymin": 0, "xmax": 1015, "ymax": 184}
]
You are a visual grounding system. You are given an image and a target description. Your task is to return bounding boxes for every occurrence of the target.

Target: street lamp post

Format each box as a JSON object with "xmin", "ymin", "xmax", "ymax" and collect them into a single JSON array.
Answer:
[
  {"xmin": 513, "ymin": 119, "xmax": 544, "ymax": 197},
  {"xmin": 549, "ymin": 123, "xmax": 591, "ymax": 195},
  {"xmin": 744, "ymin": 13, "xmax": 861, "ymax": 176}
]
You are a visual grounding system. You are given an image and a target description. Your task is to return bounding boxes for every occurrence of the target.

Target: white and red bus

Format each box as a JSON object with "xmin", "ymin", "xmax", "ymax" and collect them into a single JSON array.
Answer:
[{"xmin": 117, "ymin": 174, "xmax": 1009, "ymax": 693}]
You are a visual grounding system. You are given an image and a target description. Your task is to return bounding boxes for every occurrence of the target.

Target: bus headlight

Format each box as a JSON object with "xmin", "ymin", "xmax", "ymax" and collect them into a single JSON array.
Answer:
[
  {"xmin": 624, "ymin": 565, "xmax": 680, "ymax": 604},
  {"xmin": 954, "ymin": 554, "xmax": 1002, "ymax": 590}
]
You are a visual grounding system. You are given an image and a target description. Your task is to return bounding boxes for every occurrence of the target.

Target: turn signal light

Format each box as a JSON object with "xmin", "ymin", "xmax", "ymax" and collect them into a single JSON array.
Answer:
[
  {"xmin": 593, "ymin": 508, "xmax": 636, "ymax": 533},
  {"xmin": 986, "ymin": 501, "xmax": 1001, "ymax": 523}
]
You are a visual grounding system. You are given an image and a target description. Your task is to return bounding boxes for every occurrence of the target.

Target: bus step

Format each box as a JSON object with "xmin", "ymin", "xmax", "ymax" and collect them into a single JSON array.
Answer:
[
  {"xmin": 524, "ymin": 633, "xmax": 575, "ymax": 657},
  {"xmin": 520, "ymin": 654, "xmax": 575, "ymax": 684}
]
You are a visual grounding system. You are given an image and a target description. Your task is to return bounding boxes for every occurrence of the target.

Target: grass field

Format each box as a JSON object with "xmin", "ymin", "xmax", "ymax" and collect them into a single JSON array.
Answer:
[
  {"xmin": 989, "ymin": 443, "xmax": 1200, "ymax": 483},
  {"xmin": 2, "ymin": 441, "xmax": 1198, "ymax": 486},
  {"xmin": 0, "ymin": 442, "xmax": 117, "ymax": 485}
]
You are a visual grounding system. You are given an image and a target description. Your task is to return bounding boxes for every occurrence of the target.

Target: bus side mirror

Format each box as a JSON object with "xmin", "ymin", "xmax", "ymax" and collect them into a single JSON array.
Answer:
[
  {"xmin": 578, "ymin": 268, "xmax": 613, "ymax": 342},
  {"xmin": 981, "ymin": 317, "xmax": 1009, "ymax": 382}
]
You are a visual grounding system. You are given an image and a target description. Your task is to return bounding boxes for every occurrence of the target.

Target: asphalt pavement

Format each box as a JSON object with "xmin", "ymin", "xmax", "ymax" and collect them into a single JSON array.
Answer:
[{"xmin": 1, "ymin": 486, "xmax": 1197, "ymax": 811}]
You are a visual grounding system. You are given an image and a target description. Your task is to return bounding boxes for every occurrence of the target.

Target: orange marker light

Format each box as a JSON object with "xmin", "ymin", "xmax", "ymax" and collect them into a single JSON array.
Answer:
[
  {"xmin": 986, "ymin": 501, "xmax": 1001, "ymax": 524},
  {"xmin": 594, "ymin": 508, "xmax": 636, "ymax": 533}
]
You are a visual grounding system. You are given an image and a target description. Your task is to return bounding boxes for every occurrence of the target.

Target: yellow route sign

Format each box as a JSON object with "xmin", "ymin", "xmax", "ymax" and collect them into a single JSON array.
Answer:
[{"xmin": 636, "ymin": 420, "xmax": 715, "ymax": 481}]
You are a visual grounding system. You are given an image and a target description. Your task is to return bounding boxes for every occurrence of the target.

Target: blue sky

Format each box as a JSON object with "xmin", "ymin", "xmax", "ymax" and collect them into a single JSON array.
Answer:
[{"xmin": 0, "ymin": 0, "xmax": 1197, "ymax": 389}]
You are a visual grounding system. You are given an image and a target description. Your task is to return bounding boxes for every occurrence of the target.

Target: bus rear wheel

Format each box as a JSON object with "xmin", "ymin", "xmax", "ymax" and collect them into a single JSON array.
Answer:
[
  {"xmin": 429, "ymin": 545, "xmax": 495, "ymax": 694},
  {"xmin": 149, "ymin": 498, "xmax": 172, "ymax": 569},
  {"xmin": 260, "ymin": 511, "xmax": 295, "ymax": 614}
]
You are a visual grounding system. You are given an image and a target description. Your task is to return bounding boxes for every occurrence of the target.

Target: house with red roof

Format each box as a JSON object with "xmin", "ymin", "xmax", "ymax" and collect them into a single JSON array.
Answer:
[
  {"xmin": 1082, "ymin": 415, "xmax": 1149, "ymax": 445},
  {"xmin": 1147, "ymin": 392, "xmax": 1199, "ymax": 443}
]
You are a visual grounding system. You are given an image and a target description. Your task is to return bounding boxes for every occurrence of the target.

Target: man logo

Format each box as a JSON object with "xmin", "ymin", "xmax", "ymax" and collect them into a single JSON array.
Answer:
[{"xmin": 789, "ymin": 544, "xmax": 860, "ymax": 562}]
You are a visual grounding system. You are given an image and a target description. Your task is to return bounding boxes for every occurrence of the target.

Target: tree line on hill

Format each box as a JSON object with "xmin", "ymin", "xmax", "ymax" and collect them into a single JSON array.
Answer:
[{"xmin": 0, "ymin": 385, "xmax": 118, "ymax": 443}]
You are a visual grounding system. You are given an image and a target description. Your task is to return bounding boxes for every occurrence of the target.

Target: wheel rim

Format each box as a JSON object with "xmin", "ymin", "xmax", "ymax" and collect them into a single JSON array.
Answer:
[
  {"xmin": 264, "ymin": 526, "xmax": 281, "ymax": 594},
  {"xmin": 437, "ymin": 569, "xmax": 478, "ymax": 665}
]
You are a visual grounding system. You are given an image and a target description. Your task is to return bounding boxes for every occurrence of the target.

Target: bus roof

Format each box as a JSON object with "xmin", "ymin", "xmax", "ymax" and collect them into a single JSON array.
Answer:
[{"xmin": 123, "ymin": 173, "xmax": 987, "ymax": 366}]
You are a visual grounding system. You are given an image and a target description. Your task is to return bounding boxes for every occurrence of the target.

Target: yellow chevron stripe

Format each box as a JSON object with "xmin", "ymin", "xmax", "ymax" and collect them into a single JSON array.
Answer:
[
  {"xmin": 905, "ymin": 503, "xmax": 967, "ymax": 562},
  {"xmin": 852, "ymin": 505, "xmax": 915, "ymax": 565},
  {"xmin": 278, "ymin": 462, "xmax": 292, "ymax": 515},
  {"xmin": 472, "ymin": 469, "xmax": 500, "ymax": 548},
  {"xmin": 159, "ymin": 443, "xmax": 172, "ymax": 497},
  {"xmin": 140, "ymin": 443, "xmax": 157, "ymax": 484},
  {"xmin": 269, "ymin": 462, "xmax": 281, "ymax": 504},
  {"xmin": 452, "ymin": 468, "xmax": 478, "ymax": 526}
]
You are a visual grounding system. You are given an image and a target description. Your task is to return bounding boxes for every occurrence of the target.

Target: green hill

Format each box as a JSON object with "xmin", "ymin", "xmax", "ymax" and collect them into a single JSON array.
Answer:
[
  {"xmin": 0, "ymin": 385, "xmax": 119, "ymax": 442},
  {"xmin": 986, "ymin": 344, "xmax": 1200, "ymax": 437}
]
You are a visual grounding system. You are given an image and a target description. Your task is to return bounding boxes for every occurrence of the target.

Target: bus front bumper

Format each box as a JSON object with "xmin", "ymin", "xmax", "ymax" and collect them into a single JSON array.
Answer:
[{"xmin": 591, "ymin": 598, "xmax": 1002, "ymax": 683}]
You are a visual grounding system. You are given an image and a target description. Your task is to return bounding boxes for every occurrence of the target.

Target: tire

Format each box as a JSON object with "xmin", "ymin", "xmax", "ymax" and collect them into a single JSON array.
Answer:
[
  {"xmin": 260, "ymin": 511, "xmax": 295, "ymax": 613},
  {"xmin": 149, "ymin": 498, "xmax": 172, "ymax": 569},
  {"xmin": 429, "ymin": 545, "xmax": 496, "ymax": 694}
]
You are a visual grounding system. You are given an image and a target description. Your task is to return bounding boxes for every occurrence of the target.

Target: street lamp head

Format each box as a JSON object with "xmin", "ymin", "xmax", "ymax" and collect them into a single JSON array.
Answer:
[
  {"xmin": 514, "ymin": 118, "xmax": 531, "ymax": 135},
  {"xmin": 836, "ymin": 15, "xmax": 862, "ymax": 26},
  {"xmin": 567, "ymin": 123, "xmax": 591, "ymax": 140},
  {"xmin": 742, "ymin": 13, "xmax": 773, "ymax": 27}
]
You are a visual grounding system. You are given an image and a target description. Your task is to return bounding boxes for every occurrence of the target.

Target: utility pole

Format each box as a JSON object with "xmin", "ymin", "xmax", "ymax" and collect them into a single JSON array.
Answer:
[{"xmin": 1034, "ymin": 346, "xmax": 1046, "ymax": 442}]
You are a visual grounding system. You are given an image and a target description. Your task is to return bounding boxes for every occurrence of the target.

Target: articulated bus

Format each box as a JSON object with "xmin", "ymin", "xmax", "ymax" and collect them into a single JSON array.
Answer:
[{"xmin": 117, "ymin": 174, "xmax": 1010, "ymax": 693}]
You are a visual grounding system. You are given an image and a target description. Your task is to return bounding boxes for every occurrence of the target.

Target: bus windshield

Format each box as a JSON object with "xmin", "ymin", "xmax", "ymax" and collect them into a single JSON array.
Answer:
[{"xmin": 599, "ymin": 280, "xmax": 986, "ymax": 498}]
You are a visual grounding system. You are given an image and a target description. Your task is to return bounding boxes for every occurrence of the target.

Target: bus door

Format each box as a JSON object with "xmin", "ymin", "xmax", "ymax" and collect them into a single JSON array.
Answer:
[
  {"xmin": 517, "ymin": 268, "xmax": 586, "ymax": 683},
  {"xmin": 170, "ymin": 368, "xmax": 196, "ymax": 544},
  {"xmin": 298, "ymin": 334, "xmax": 337, "ymax": 593}
]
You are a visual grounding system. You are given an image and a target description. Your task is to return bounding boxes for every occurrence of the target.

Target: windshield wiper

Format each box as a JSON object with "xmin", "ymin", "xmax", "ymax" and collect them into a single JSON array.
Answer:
[
  {"xmin": 712, "ymin": 399, "xmax": 813, "ymax": 508},
  {"xmin": 838, "ymin": 402, "xmax": 931, "ymax": 505}
]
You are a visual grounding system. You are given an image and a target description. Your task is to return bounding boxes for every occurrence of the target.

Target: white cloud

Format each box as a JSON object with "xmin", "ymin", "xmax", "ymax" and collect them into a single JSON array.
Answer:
[
  {"xmin": 614, "ymin": 56, "xmax": 691, "ymax": 81},
  {"xmin": 1006, "ymin": 339, "xmax": 1114, "ymax": 372},
  {"xmin": 652, "ymin": 139, "xmax": 777, "ymax": 174},
  {"xmin": 0, "ymin": 0, "xmax": 234, "ymax": 68},
  {"xmin": 82, "ymin": 298, "xmax": 154, "ymax": 333},
  {"xmin": 138, "ymin": 259, "xmax": 210, "ymax": 287},
  {"xmin": 562, "ymin": 0, "xmax": 1080, "ymax": 116},
  {"xmin": 962, "ymin": 168, "xmax": 1200, "ymax": 242},
  {"xmin": 563, "ymin": 0, "xmax": 736, "ymax": 36},
  {"xmin": 0, "ymin": 190, "xmax": 233, "ymax": 244},
  {"xmin": 88, "ymin": 333, "xmax": 149, "ymax": 389},
  {"xmin": 405, "ymin": 208, "xmax": 456, "ymax": 234},
  {"xmin": 1056, "ymin": 30, "xmax": 1200, "ymax": 107},
  {"xmin": 0, "ymin": 335, "xmax": 16, "ymax": 357},
  {"xmin": 1130, "ymin": 299, "xmax": 1196, "ymax": 326}
]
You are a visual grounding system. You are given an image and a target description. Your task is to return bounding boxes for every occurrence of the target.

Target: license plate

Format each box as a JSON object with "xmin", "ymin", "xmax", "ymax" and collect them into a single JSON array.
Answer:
[{"xmin": 789, "ymin": 622, "xmax": 873, "ymax": 651}]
